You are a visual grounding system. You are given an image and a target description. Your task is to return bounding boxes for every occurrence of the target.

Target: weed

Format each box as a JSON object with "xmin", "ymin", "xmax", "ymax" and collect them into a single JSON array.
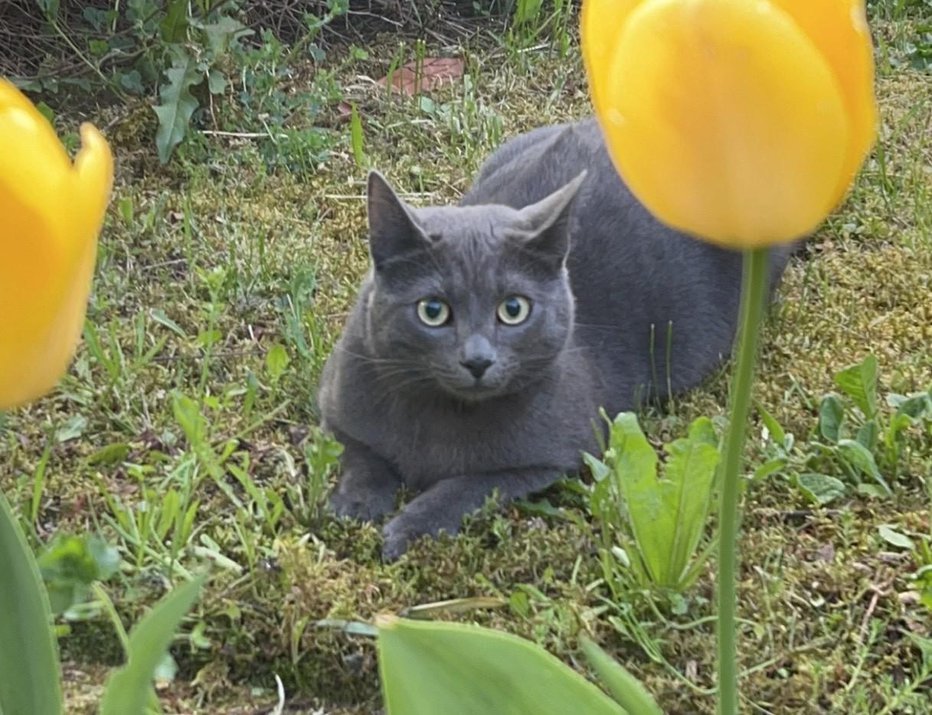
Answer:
[
  {"xmin": 586, "ymin": 412, "xmax": 719, "ymax": 597},
  {"xmin": 757, "ymin": 354, "xmax": 932, "ymax": 505}
]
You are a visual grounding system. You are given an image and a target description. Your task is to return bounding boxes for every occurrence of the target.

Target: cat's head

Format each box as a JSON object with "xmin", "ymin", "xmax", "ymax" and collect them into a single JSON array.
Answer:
[{"xmin": 360, "ymin": 170, "xmax": 585, "ymax": 402}]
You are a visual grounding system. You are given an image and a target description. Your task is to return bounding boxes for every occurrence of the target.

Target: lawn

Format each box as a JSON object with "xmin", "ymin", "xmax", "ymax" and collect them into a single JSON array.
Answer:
[{"xmin": 1, "ymin": 2, "xmax": 930, "ymax": 713}]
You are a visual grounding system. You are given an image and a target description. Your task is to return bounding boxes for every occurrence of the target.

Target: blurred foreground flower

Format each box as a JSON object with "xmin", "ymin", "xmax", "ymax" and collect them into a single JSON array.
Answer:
[
  {"xmin": 0, "ymin": 79, "xmax": 113, "ymax": 409},
  {"xmin": 582, "ymin": 0, "xmax": 877, "ymax": 247}
]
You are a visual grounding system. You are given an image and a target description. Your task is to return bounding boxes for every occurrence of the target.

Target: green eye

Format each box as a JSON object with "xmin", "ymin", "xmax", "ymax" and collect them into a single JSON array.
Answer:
[
  {"xmin": 417, "ymin": 298, "xmax": 451, "ymax": 327},
  {"xmin": 497, "ymin": 295, "xmax": 531, "ymax": 325}
]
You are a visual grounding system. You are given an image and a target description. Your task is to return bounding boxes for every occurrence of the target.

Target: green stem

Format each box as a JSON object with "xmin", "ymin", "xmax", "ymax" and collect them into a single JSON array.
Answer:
[{"xmin": 717, "ymin": 247, "xmax": 770, "ymax": 715}]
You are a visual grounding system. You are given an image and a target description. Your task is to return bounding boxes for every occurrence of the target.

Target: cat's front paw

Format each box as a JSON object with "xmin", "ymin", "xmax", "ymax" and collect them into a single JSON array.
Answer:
[
  {"xmin": 381, "ymin": 510, "xmax": 457, "ymax": 562},
  {"xmin": 381, "ymin": 514, "xmax": 422, "ymax": 562},
  {"xmin": 328, "ymin": 477, "xmax": 396, "ymax": 522}
]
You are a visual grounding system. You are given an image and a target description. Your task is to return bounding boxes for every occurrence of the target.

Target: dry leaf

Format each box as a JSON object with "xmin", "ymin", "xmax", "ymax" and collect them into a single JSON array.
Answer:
[{"xmin": 377, "ymin": 57, "xmax": 465, "ymax": 96}]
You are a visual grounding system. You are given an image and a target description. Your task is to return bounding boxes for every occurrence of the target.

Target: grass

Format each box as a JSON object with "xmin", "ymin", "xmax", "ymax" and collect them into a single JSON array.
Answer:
[{"xmin": 2, "ymin": 5, "xmax": 931, "ymax": 714}]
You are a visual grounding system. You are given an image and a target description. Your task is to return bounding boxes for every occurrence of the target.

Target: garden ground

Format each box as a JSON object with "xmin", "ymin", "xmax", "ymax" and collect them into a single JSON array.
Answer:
[{"xmin": 1, "ymin": 3, "xmax": 930, "ymax": 713}]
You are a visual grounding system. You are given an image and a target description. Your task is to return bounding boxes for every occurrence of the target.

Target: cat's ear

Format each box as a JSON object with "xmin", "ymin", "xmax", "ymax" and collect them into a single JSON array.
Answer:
[
  {"xmin": 515, "ymin": 171, "xmax": 587, "ymax": 266},
  {"xmin": 367, "ymin": 171, "xmax": 428, "ymax": 269}
]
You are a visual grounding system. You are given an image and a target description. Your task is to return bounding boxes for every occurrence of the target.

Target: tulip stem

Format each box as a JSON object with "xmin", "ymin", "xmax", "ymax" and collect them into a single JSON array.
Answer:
[{"xmin": 717, "ymin": 247, "xmax": 770, "ymax": 715}]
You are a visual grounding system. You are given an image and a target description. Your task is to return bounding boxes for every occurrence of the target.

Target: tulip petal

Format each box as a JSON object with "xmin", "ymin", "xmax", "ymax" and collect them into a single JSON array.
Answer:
[
  {"xmin": 769, "ymin": 0, "xmax": 877, "ymax": 205},
  {"xmin": 0, "ymin": 80, "xmax": 72, "ymax": 221},
  {"xmin": 73, "ymin": 123, "xmax": 115, "ymax": 237},
  {"xmin": 581, "ymin": 0, "xmax": 642, "ymax": 115},
  {"xmin": 0, "ymin": 192, "xmax": 71, "ymax": 408},
  {"xmin": 598, "ymin": 0, "xmax": 849, "ymax": 247},
  {"xmin": 0, "ymin": 84, "xmax": 113, "ymax": 409}
]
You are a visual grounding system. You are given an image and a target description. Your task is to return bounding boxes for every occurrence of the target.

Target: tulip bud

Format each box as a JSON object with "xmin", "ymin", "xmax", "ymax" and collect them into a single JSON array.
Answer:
[{"xmin": 582, "ymin": 0, "xmax": 877, "ymax": 248}]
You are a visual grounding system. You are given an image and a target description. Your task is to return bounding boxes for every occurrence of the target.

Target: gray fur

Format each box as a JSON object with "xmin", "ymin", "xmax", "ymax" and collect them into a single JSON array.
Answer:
[{"xmin": 319, "ymin": 119, "xmax": 793, "ymax": 560}]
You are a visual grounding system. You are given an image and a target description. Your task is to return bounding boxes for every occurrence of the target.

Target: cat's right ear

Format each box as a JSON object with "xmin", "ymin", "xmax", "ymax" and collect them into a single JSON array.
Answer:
[{"xmin": 367, "ymin": 171, "xmax": 427, "ymax": 269}]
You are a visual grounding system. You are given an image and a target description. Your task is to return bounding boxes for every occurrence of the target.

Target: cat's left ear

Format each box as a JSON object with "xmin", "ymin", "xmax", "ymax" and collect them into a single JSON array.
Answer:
[{"xmin": 515, "ymin": 171, "xmax": 587, "ymax": 267}]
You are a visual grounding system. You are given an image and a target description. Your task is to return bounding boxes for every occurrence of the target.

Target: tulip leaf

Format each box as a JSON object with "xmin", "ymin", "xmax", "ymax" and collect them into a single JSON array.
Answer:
[
  {"xmin": 99, "ymin": 573, "xmax": 206, "ymax": 715},
  {"xmin": 579, "ymin": 637, "xmax": 663, "ymax": 715},
  {"xmin": 0, "ymin": 492, "xmax": 64, "ymax": 715},
  {"xmin": 153, "ymin": 50, "xmax": 201, "ymax": 164},
  {"xmin": 377, "ymin": 616, "xmax": 625, "ymax": 715}
]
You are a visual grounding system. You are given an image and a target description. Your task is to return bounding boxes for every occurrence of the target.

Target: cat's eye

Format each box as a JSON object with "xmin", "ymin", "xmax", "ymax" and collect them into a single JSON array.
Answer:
[
  {"xmin": 497, "ymin": 295, "xmax": 532, "ymax": 325},
  {"xmin": 417, "ymin": 298, "xmax": 451, "ymax": 327}
]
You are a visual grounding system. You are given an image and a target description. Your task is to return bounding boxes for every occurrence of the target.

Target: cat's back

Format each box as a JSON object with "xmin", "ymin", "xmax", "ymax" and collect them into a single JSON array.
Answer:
[
  {"xmin": 460, "ymin": 119, "xmax": 604, "ymax": 208},
  {"xmin": 462, "ymin": 119, "xmax": 791, "ymax": 412}
]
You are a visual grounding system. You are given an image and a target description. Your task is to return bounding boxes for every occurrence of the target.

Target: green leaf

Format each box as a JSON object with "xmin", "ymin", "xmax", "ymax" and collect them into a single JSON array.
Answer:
[
  {"xmin": 207, "ymin": 69, "xmax": 227, "ymax": 95},
  {"xmin": 265, "ymin": 344, "xmax": 291, "ymax": 383},
  {"xmin": 611, "ymin": 413, "xmax": 718, "ymax": 588},
  {"xmin": 0, "ymin": 493, "xmax": 63, "ymax": 715},
  {"xmin": 756, "ymin": 402, "xmax": 785, "ymax": 446},
  {"xmin": 377, "ymin": 616, "xmax": 625, "ymax": 715},
  {"xmin": 660, "ymin": 417, "xmax": 719, "ymax": 586},
  {"xmin": 54, "ymin": 414, "xmax": 87, "ymax": 443},
  {"xmin": 172, "ymin": 392, "xmax": 206, "ymax": 446},
  {"xmin": 160, "ymin": 0, "xmax": 189, "ymax": 43},
  {"xmin": 877, "ymin": 524, "xmax": 915, "ymax": 550},
  {"xmin": 892, "ymin": 391, "xmax": 932, "ymax": 421},
  {"xmin": 150, "ymin": 309, "xmax": 187, "ymax": 337},
  {"xmin": 153, "ymin": 50, "xmax": 201, "ymax": 164},
  {"xmin": 837, "ymin": 439, "xmax": 891, "ymax": 494},
  {"xmin": 834, "ymin": 355, "xmax": 878, "ymax": 418},
  {"xmin": 199, "ymin": 16, "xmax": 251, "ymax": 56},
  {"xmin": 350, "ymin": 103, "xmax": 367, "ymax": 167},
  {"xmin": 906, "ymin": 632, "xmax": 932, "ymax": 668},
  {"xmin": 36, "ymin": 0, "xmax": 60, "ymax": 21},
  {"xmin": 35, "ymin": 101, "xmax": 55, "ymax": 124},
  {"xmin": 100, "ymin": 574, "xmax": 206, "ymax": 715},
  {"xmin": 38, "ymin": 534, "xmax": 120, "ymax": 615},
  {"xmin": 579, "ymin": 637, "xmax": 662, "ymax": 715},
  {"xmin": 752, "ymin": 457, "xmax": 786, "ymax": 481},
  {"xmin": 87, "ymin": 442, "xmax": 131, "ymax": 466},
  {"xmin": 856, "ymin": 484, "xmax": 887, "ymax": 499},
  {"xmin": 818, "ymin": 394, "xmax": 844, "ymax": 443},
  {"xmin": 855, "ymin": 420, "xmax": 879, "ymax": 452},
  {"xmin": 796, "ymin": 473, "xmax": 847, "ymax": 505}
]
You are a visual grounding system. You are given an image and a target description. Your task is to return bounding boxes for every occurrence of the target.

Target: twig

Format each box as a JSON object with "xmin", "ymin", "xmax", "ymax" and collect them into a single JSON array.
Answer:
[{"xmin": 200, "ymin": 129, "xmax": 289, "ymax": 139}]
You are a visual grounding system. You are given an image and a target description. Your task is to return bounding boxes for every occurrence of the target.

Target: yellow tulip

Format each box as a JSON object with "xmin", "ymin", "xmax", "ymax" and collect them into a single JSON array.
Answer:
[
  {"xmin": 0, "ymin": 79, "xmax": 113, "ymax": 410},
  {"xmin": 582, "ymin": 0, "xmax": 877, "ymax": 248}
]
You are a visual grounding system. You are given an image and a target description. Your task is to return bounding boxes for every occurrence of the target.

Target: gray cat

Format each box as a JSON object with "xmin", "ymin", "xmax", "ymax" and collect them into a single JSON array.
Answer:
[{"xmin": 318, "ymin": 118, "xmax": 792, "ymax": 560}]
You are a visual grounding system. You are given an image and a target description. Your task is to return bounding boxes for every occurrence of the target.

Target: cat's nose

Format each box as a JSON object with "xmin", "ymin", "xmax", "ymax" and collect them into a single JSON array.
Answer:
[
  {"xmin": 461, "ymin": 357, "xmax": 494, "ymax": 379},
  {"xmin": 460, "ymin": 335, "xmax": 496, "ymax": 379}
]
